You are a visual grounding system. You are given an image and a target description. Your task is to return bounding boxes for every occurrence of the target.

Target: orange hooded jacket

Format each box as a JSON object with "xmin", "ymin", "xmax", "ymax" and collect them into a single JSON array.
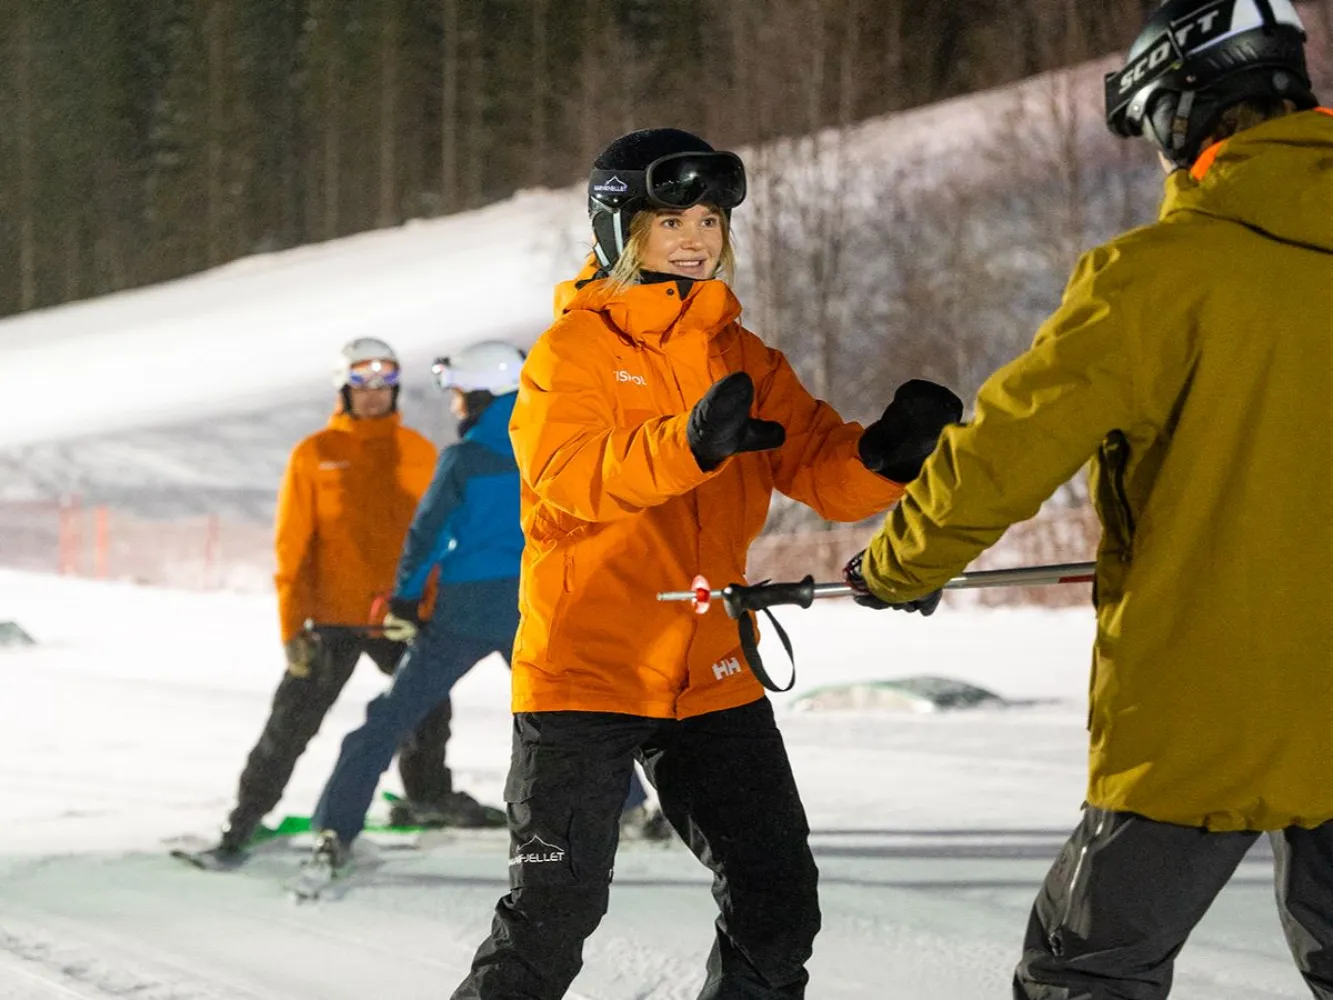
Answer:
[
  {"xmin": 274, "ymin": 409, "xmax": 437, "ymax": 642},
  {"xmin": 509, "ymin": 275, "xmax": 904, "ymax": 719}
]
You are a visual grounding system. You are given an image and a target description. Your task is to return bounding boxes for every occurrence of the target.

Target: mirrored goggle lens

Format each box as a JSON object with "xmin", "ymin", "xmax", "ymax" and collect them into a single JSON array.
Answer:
[
  {"xmin": 347, "ymin": 358, "xmax": 400, "ymax": 388},
  {"xmin": 646, "ymin": 151, "xmax": 746, "ymax": 210}
]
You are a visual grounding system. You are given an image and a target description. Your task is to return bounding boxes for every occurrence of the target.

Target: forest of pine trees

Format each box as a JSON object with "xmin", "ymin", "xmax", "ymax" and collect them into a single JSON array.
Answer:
[{"xmin": 0, "ymin": 0, "xmax": 1173, "ymax": 318}]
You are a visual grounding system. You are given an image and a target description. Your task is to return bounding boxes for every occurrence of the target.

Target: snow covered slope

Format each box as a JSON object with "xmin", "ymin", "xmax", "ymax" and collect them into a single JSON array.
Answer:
[{"xmin": 0, "ymin": 570, "xmax": 1311, "ymax": 998}]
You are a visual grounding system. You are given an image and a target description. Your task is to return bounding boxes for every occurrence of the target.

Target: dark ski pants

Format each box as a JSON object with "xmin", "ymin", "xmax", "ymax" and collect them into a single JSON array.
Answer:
[
  {"xmin": 451, "ymin": 697, "xmax": 821, "ymax": 1000},
  {"xmin": 226, "ymin": 634, "xmax": 450, "ymax": 843},
  {"xmin": 312, "ymin": 623, "xmax": 512, "ymax": 844},
  {"xmin": 1014, "ymin": 806, "xmax": 1333, "ymax": 999}
]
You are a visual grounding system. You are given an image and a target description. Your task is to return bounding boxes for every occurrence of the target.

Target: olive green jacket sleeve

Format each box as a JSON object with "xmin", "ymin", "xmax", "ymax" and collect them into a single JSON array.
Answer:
[{"xmin": 861, "ymin": 246, "xmax": 1141, "ymax": 599}]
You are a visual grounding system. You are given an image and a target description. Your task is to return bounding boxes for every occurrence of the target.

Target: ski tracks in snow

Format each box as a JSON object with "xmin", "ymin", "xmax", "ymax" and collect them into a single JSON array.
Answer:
[
  {"xmin": 0, "ymin": 919, "xmax": 280, "ymax": 1000},
  {"xmin": 0, "ymin": 834, "xmax": 1309, "ymax": 999},
  {"xmin": 0, "ymin": 849, "xmax": 617, "ymax": 1000}
]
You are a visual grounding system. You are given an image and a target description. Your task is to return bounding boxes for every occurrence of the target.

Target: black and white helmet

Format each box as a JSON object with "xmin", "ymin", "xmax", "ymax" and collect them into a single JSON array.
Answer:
[
  {"xmin": 587, "ymin": 128, "xmax": 746, "ymax": 272},
  {"xmin": 1105, "ymin": 0, "xmax": 1317, "ymax": 168}
]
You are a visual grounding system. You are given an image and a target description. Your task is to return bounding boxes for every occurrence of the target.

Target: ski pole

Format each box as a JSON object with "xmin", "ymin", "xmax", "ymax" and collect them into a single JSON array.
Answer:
[
  {"xmin": 657, "ymin": 561, "xmax": 1095, "ymax": 620},
  {"xmin": 302, "ymin": 619, "xmax": 392, "ymax": 639}
]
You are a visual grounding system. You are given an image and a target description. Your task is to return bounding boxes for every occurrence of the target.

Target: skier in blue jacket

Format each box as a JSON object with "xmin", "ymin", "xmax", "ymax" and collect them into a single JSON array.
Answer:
[
  {"xmin": 307, "ymin": 341, "xmax": 525, "ymax": 853},
  {"xmin": 306, "ymin": 341, "xmax": 659, "ymax": 868}
]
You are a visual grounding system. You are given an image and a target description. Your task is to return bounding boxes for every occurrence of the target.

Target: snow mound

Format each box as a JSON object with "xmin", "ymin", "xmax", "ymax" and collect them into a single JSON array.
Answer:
[
  {"xmin": 790, "ymin": 675, "xmax": 1006, "ymax": 713},
  {"xmin": 0, "ymin": 620, "xmax": 35, "ymax": 647}
]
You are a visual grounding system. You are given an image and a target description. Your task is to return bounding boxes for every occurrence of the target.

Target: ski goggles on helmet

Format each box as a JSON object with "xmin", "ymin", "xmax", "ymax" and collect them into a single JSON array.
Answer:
[
  {"xmin": 1104, "ymin": 20, "xmax": 1191, "ymax": 138},
  {"xmin": 345, "ymin": 358, "xmax": 400, "ymax": 389},
  {"xmin": 589, "ymin": 150, "xmax": 747, "ymax": 212}
]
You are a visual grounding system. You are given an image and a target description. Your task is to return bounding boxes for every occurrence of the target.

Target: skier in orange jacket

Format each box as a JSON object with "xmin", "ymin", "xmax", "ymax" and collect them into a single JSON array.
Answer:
[
  {"xmin": 187, "ymin": 338, "xmax": 445, "ymax": 869},
  {"xmin": 450, "ymin": 128, "xmax": 963, "ymax": 999}
]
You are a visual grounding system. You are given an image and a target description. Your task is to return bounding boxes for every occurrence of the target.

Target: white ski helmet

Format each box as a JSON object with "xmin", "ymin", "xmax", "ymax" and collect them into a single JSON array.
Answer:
[
  {"xmin": 432, "ymin": 341, "xmax": 526, "ymax": 395},
  {"xmin": 333, "ymin": 337, "xmax": 401, "ymax": 389}
]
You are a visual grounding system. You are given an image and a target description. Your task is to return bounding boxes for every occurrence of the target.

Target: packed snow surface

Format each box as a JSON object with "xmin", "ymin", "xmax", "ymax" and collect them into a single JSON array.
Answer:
[{"xmin": 0, "ymin": 571, "xmax": 1308, "ymax": 998}]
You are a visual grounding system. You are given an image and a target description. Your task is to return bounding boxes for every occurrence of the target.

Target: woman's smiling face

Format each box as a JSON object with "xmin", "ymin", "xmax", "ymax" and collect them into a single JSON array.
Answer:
[{"xmin": 637, "ymin": 204, "xmax": 725, "ymax": 280}]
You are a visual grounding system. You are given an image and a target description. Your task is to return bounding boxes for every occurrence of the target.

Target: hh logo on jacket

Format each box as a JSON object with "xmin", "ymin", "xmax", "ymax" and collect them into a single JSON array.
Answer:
[{"xmin": 712, "ymin": 656, "xmax": 742, "ymax": 681}]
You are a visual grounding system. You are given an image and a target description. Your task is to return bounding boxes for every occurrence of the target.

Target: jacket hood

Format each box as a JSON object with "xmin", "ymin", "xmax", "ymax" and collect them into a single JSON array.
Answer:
[
  {"xmin": 465, "ymin": 390, "xmax": 517, "ymax": 454},
  {"xmin": 1161, "ymin": 108, "xmax": 1333, "ymax": 254}
]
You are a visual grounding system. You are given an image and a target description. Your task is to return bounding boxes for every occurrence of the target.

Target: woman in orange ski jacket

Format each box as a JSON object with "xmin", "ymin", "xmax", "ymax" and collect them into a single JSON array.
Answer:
[{"xmin": 450, "ymin": 129, "xmax": 962, "ymax": 1000}]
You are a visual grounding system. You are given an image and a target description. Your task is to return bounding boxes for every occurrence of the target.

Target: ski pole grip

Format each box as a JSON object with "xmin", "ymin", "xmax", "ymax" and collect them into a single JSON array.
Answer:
[{"xmin": 721, "ymin": 576, "xmax": 817, "ymax": 620}]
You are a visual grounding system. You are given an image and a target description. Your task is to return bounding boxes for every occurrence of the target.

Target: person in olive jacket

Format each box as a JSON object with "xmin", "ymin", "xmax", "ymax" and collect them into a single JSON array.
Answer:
[{"xmin": 844, "ymin": 2, "xmax": 1333, "ymax": 997}]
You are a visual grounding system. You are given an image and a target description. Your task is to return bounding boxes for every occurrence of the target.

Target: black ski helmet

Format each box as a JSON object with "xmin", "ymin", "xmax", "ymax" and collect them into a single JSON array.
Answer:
[
  {"xmin": 587, "ymin": 128, "xmax": 746, "ymax": 271},
  {"xmin": 1105, "ymin": 0, "xmax": 1317, "ymax": 168}
]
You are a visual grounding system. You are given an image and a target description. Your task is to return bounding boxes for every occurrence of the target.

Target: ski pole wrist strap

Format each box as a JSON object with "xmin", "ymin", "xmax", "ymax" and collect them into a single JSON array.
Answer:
[{"xmin": 735, "ymin": 607, "xmax": 797, "ymax": 693}]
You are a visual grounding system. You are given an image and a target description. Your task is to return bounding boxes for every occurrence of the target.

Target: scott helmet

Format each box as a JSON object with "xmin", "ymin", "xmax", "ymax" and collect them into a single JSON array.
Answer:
[{"xmin": 1105, "ymin": 0, "xmax": 1316, "ymax": 168}]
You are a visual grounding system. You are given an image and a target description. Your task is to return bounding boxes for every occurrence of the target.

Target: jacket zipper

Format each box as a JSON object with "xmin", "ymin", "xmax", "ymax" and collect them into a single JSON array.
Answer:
[
  {"xmin": 1051, "ymin": 809, "xmax": 1110, "ymax": 955},
  {"xmin": 663, "ymin": 349, "xmax": 701, "ymax": 701}
]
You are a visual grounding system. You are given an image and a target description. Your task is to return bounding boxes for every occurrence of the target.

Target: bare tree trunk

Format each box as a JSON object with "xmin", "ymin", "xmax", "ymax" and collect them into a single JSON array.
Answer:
[
  {"xmin": 529, "ymin": 0, "xmax": 549, "ymax": 188},
  {"xmin": 573, "ymin": 0, "xmax": 594, "ymax": 168},
  {"xmin": 805, "ymin": 0, "xmax": 827, "ymax": 134},
  {"xmin": 727, "ymin": 4, "xmax": 756, "ymax": 140},
  {"xmin": 440, "ymin": 0, "xmax": 459, "ymax": 212},
  {"xmin": 323, "ymin": 9, "xmax": 341, "ymax": 239},
  {"xmin": 883, "ymin": 0, "xmax": 907, "ymax": 109},
  {"xmin": 464, "ymin": 4, "xmax": 484, "ymax": 207},
  {"xmin": 15, "ymin": 0, "xmax": 37, "ymax": 310},
  {"xmin": 64, "ymin": 220, "xmax": 80, "ymax": 301},
  {"xmin": 378, "ymin": 0, "xmax": 399, "ymax": 226},
  {"xmin": 838, "ymin": 0, "xmax": 861, "ymax": 127},
  {"xmin": 205, "ymin": 0, "xmax": 227, "ymax": 265},
  {"xmin": 576, "ymin": 0, "xmax": 600, "ymax": 168}
]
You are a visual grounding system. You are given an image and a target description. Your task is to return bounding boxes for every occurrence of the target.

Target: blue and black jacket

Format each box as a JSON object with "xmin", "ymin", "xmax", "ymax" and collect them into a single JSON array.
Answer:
[{"xmin": 393, "ymin": 392, "xmax": 522, "ymax": 642}]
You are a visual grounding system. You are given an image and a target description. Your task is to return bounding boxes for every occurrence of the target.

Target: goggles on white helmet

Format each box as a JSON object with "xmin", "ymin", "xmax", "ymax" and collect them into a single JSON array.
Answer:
[
  {"xmin": 346, "ymin": 358, "xmax": 400, "ymax": 389},
  {"xmin": 334, "ymin": 337, "xmax": 401, "ymax": 389}
]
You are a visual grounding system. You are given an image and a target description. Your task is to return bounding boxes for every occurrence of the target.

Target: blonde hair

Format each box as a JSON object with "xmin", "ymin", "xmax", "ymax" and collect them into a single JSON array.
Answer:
[{"xmin": 605, "ymin": 207, "xmax": 736, "ymax": 294}]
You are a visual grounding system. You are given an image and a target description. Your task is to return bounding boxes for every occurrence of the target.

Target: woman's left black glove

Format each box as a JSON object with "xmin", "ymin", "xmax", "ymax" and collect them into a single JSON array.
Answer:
[{"xmin": 858, "ymin": 379, "xmax": 964, "ymax": 482}]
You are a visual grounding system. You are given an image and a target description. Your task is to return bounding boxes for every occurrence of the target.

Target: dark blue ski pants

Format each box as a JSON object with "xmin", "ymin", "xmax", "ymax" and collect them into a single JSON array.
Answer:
[{"xmin": 311, "ymin": 622, "xmax": 649, "ymax": 845}]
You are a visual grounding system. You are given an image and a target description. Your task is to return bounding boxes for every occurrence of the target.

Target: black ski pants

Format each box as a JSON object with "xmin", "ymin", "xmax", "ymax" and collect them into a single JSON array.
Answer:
[
  {"xmin": 451, "ymin": 697, "xmax": 821, "ymax": 1000},
  {"xmin": 226, "ymin": 634, "xmax": 451, "ymax": 842},
  {"xmin": 1014, "ymin": 806, "xmax": 1333, "ymax": 999}
]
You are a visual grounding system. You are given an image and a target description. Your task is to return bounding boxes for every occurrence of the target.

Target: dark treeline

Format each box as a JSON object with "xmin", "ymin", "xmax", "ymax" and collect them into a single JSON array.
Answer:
[{"xmin": 0, "ymin": 0, "xmax": 1163, "ymax": 318}]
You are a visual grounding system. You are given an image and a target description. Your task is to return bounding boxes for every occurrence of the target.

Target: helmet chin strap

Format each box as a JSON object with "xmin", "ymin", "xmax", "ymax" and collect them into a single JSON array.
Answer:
[{"xmin": 1171, "ymin": 90, "xmax": 1197, "ymax": 156}]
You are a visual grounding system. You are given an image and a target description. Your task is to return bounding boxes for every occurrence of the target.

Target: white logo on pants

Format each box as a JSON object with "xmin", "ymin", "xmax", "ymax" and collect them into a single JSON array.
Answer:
[{"xmin": 509, "ymin": 835, "xmax": 567, "ymax": 867}]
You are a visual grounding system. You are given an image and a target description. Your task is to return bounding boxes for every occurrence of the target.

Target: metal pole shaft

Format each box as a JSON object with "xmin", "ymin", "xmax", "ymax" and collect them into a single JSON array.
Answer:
[{"xmin": 657, "ymin": 561, "xmax": 1095, "ymax": 603}]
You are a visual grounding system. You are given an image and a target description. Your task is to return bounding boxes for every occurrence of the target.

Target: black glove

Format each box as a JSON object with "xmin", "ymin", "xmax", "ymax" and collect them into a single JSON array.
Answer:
[
  {"xmin": 842, "ymin": 549, "xmax": 943, "ymax": 616},
  {"xmin": 687, "ymin": 372, "xmax": 786, "ymax": 472},
  {"xmin": 858, "ymin": 379, "xmax": 964, "ymax": 482}
]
